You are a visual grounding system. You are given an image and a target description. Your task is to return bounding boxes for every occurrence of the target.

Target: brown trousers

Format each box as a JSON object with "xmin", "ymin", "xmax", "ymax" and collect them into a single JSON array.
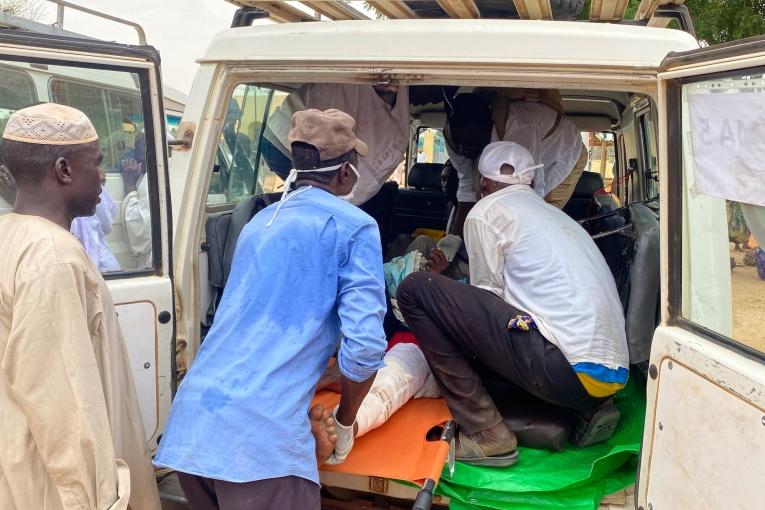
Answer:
[
  {"xmin": 545, "ymin": 143, "xmax": 589, "ymax": 209},
  {"xmin": 177, "ymin": 472, "xmax": 320, "ymax": 510}
]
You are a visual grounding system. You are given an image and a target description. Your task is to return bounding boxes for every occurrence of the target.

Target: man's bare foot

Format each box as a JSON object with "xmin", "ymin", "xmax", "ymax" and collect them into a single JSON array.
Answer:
[
  {"xmin": 316, "ymin": 361, "xmax": 342, "ymax": 393},
  {"xmin": 310, "ymin": 404, "xmax": 337, "ymax": 466}
]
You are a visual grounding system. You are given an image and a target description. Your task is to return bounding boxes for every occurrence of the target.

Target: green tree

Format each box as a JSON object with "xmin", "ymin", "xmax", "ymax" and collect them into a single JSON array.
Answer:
[
  {"xmin": 0, "ymin": 0, "xmax": 45, "ymax": 21},
  {"xmin": 686, "ymin": 0, "xmax": 765, "ymax": 44}
]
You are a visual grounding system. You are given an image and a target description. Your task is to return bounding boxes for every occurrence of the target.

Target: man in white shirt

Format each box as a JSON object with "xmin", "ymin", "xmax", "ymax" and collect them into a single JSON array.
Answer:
[
  {"xmin": 120, "ymin": 133, "xmax": 152, "ymax": 269},
  {"xmin": 445, "ymin": 91, "xmax": 585, "ymax": 236},
  {"xmin": 397, "ymin": 142, "xmax": 629, "ymax": 466},
  {"xmin": 261, "ymin": 83, "xmax": 409, "ymax": 206}
]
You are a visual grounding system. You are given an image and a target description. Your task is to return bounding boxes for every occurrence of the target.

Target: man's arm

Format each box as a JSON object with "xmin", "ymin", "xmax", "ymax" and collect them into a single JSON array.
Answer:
[
  {"xmin": 335, "ymin": 221, "xmax": 388, "ymax": 427},
  {"xmin": 121, "ymin": 170, "xmax": 152, "ymax": 262},
  {"xmin": 4, "ymin": 261, "xmax": 124, "ymax": 509},
  {"xmin": 464, "ymin": 216, "xmax": 506, "ymax": 296}
]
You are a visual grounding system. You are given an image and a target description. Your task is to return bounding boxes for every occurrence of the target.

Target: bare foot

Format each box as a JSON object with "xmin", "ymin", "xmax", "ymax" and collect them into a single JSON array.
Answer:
[
  {"xmin": 316, "ymin": 361, "xmax": 342, "ymax": 393},
  {"xmin": 310, "ymin": 404, "xmax": 337, "ymax": 466}
]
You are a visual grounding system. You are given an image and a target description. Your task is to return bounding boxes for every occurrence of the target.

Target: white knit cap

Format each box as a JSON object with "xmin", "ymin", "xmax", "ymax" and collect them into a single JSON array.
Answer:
[
  {"xmin": 478, "ymin": 141, "xmax": 543, "ymax": 186},
  {"xmin": 2, "ymin": 103, "xmax": 98, "ymax": 145}
]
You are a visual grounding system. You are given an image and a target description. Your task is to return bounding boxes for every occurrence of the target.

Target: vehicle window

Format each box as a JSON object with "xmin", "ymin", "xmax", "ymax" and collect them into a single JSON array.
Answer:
[
  {"xmin": 207, "ymin": 84, "xmax": 288, "ymax": 206},
  {"xmin": 0, "ymin": 61, "xmax": 156, "ymax": 275},
  {"xmin": 584, "ymin": 132, "xmax": 615, "ymax": 184},
  {"xmin": 415, "ymin": 127, "xmax": 448, "ymax": 165},
  {"xmin": 680, "ymin": 72, "xmax": 765, "ymax": 354},
  {"xmin": 639, "ymin": 112, "xmax": 659, "ymax": 200},
  {"xmin": 0, "ymin": 65, "xmax": 37, "ymax": 134}
]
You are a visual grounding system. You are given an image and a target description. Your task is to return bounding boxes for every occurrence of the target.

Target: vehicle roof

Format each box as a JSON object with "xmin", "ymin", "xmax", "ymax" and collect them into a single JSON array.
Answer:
[
  {"xmin": 227, "ymin": 0, "xmax": 683, "ymax": 26},
  {"xmin": 200, "ymin": 19, "xmax": 698, "ymax": 69}
]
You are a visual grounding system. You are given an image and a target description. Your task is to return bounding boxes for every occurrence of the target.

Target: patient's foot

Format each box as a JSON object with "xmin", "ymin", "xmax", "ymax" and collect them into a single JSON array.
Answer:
[
  {"xmin": 310, "ymin": 404, "xmax": 337, "ymax": 465},
  {"xmin": 316, "ymin": 361, "xmax": 342, "ymax": 393}
]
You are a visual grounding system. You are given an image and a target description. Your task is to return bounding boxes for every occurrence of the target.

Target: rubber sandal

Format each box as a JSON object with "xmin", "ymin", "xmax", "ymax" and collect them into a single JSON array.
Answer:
[{"xmin": 570, "ymin": 403, "xmax": 621, "ymax": 447}]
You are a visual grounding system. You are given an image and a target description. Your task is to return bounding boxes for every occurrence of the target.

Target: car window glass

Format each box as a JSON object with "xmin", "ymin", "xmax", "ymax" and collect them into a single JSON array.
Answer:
[
  {"xmin": 0, "ymin": 61, "xmax": 155, "ymax": 274},
  {"xmin": 681, "ymin": 73, "xmax": 765, "ymax": 354}
]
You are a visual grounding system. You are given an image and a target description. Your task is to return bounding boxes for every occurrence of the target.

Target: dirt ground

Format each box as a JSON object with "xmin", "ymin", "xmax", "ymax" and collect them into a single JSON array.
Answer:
[{"xmin": 730, "ymin": 248, "xmax": 765, "ymax": 353}]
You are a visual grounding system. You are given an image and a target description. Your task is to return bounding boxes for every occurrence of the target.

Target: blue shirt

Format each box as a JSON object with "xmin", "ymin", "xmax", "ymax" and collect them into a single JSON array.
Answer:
[{"xmin": 154, "ymin": 186, "xmax": 387, "ymax": 483}]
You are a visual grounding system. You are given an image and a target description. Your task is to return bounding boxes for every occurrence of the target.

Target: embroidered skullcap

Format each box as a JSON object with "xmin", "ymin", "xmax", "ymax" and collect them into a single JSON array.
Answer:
[{"xmin": 2, "ymin": 103, "xmax": 98, "ymax": 145}]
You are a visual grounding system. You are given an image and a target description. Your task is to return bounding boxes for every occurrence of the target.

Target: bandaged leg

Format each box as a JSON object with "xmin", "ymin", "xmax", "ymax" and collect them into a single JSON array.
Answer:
[{"xmin": 355, "ymin": 343, "xmax": 434, "ymax": 437}]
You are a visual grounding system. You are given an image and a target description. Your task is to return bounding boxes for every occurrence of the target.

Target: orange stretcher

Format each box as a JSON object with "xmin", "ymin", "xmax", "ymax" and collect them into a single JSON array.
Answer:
[{"xmin": 313, "ymin": 390, "xmax": 455, "ymax": 509}]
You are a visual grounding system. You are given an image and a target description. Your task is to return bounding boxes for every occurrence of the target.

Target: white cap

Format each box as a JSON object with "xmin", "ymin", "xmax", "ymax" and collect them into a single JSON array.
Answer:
[
  {"xmin": 477, "ymin": 141, "xmax": 543, "ymax": 186},
  {"xmin": 2, "ymin": 103, "xmax": 98, "ymax": 145}
]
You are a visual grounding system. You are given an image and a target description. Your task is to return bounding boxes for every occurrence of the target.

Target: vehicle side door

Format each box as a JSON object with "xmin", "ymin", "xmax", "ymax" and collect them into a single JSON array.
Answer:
[
  {"xmin": 640, "ymin": 36, "xmax": 765, "ymax": 509},
  {"xmin": 0, "ymin": 30, "xmax": 174, "ymax": 451}
]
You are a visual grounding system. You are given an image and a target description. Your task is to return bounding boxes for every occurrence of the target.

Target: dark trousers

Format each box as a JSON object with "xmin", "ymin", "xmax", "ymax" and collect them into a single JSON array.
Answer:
[
  {"xmin": 359, "ymin": 180, "xmax": 397, "ymax": 254},
  {"xmin": 177, "ymin": 472, "xmax": 320, "ymax": 510},
  {"xmin": 397, "ymin": 272, "xmax": 603, "ymax": 435}
]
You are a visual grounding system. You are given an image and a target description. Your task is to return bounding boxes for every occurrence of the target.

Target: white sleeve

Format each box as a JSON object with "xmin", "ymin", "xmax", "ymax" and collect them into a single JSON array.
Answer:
[
  {"xmin": 464, "ymin": 216, "xmax": 506, "ymax": 297},
  {"xmin": 122, "ymin": 176, "xmax": 152, "ymax": 260}
]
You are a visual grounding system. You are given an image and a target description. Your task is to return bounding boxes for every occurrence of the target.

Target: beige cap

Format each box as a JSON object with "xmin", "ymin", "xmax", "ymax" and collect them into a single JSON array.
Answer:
[
  {"xmin": 2, "ymin": 103, "xmax": 98, "ymax": 145},
  {"xmin": 288, "ymin": 108, "xmax": 368, "ymax": 161}
]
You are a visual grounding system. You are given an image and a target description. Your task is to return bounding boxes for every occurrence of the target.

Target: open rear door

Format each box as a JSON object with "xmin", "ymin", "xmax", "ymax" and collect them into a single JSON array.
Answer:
[
  {"xmin": 0, "ymin": 30, "xmax": 174, "ymax": 451},
  {"xmin": 640, "ymin": 37, "xmax": 765, "ymax": 509}
]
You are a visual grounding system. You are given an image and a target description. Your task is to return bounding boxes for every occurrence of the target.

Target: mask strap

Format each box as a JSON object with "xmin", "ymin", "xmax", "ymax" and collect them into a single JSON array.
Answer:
[
  {"xmin": 266, "ymin": 163, "xmax": 346, "ymax": 227},
  {"xmin": 517, "ymin": 163, "xmax": 544, "ymax": 177}
]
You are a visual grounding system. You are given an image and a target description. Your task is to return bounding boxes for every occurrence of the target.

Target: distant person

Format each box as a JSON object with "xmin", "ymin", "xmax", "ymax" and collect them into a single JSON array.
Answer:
[
  {"xmin": 0, "ymin": 103, "xmax": 160, "ymax": 509},
  {"xmin": 444, "ymin": 90, "xmax": 584, "ymax": 236},
  {"xmin": 0, "ymin": 164, "xmax": 120, "ymax": 272},
  {"xmin": 120, "ymin": 131, "xmax": 152, "ymax": 269},
  {"xmin": 261, "ymin": 83, "xmax": 409, "ymax": 205},
  {"xmin": 70, "ymin": 176, "xmax": 121, "ymax": 273}
]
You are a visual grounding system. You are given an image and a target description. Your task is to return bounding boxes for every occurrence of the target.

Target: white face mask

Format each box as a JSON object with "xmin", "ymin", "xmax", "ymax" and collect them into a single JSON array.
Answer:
[
  {"xmin": 337, "ymin": 163, "xmax": 360, "ymax": 202},
  {"xmin": 266, "ymin": 162, "xmax": 360, "ymax": 227}
]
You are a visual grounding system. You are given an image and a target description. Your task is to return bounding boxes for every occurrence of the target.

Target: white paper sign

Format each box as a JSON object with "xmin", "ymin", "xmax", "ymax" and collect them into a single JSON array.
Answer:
[{"xmin": 688, "ymin": 92, "xmax": 765, "ymax": 207}]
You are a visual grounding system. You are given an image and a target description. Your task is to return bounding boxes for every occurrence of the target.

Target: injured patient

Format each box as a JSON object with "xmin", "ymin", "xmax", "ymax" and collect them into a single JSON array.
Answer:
[{"xmin": 317, "ymin": 341, "xmax": 440, "ymax": 438}]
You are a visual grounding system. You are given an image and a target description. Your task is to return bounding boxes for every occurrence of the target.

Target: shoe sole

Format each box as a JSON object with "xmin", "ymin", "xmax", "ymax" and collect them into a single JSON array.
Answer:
[
  {"xmin": 456, "ymin": 449, "xmax": 519, "ymax": 467},
  {"xmin": 571, "ymin": 406, "xmax": 621, "ymax": 447}
]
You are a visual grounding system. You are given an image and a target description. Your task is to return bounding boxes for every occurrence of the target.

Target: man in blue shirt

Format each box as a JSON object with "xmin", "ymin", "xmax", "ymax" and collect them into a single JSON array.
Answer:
[{"xmin": 155, "ymin": 109, "xmax": 388, "ymax": 509}]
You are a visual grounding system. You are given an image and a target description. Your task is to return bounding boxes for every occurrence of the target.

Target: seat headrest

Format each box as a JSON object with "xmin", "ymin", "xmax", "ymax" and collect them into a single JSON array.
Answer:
[
  {"xmin": 408, "ymin": 163, "xmax": 445, "ymax": 190},
  {"xmin": 572, "ymin": 171, "xmax": 605, "ymax": 199}
]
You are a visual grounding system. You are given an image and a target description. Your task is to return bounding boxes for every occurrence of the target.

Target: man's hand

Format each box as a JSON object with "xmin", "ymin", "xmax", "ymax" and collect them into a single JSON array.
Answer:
[
  {"xmin": 324, "ymin": 405, "xmax": 356, "ymax": 465},
  {"xmin": 425, "ymin": 249, "xmax": 449, "ymax": 274},
  {"xmin": 120, "ymin": 159, "xmax": 143, "ymax": 194}
]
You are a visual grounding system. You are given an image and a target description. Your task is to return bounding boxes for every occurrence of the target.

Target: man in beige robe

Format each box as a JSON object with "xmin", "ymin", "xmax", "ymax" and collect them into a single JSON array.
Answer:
[{"xmin": 0, "ymin": 103, "xmax": 160, "ymax": 510}]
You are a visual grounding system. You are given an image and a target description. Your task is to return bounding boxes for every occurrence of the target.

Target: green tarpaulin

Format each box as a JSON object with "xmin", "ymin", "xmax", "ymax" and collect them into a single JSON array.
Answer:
[{"xmin": 435, "ymin": 374, "xmax": 645, "ymax": 510}]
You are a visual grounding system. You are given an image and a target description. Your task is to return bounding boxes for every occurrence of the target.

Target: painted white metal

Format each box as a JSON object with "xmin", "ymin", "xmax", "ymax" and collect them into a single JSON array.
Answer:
[
  {"xmin": 639, "ymin": 327, "xmax": 765, "ymax": 509},
  {"xmin": 198, "ymin": 20, "xmax": 698, "ymax": 69},
  {"xmin": 116, "ymin": 301, "xmax": 159, "ymax": 441}
]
